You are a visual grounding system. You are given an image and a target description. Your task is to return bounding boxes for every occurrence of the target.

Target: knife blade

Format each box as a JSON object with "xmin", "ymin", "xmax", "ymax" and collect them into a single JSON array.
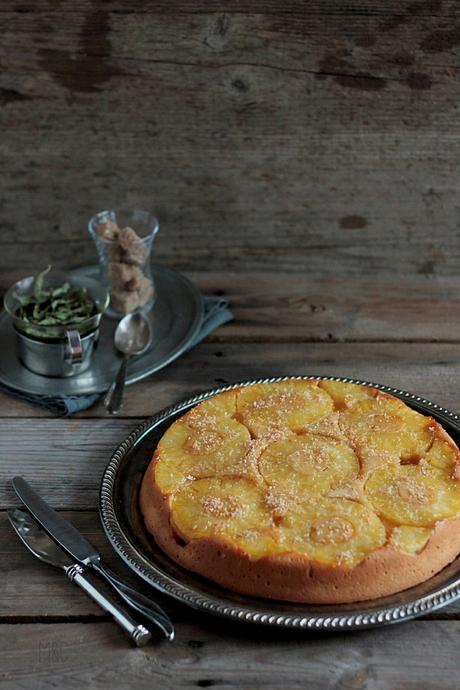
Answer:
[
  {"xmin": 12, "ymin": 476, "xmax": 175, "ymax": 641},
  {"xmin": 12, "ymin": 476, "xmax": 99, "ymax": 564}
]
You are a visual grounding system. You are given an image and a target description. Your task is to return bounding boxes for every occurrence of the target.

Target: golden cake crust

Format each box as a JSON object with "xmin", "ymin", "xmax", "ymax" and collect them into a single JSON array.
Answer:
[{"xmin": 139, "ymin": 381, "xmax": 460, "ymax": 603}]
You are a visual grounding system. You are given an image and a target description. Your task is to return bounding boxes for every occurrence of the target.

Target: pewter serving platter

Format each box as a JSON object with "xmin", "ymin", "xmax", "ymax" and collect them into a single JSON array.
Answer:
[
  {"xmin": 99, "ymin": 376, "xmax": 460, "ymax": 631},
  {"xmin": 0, "ymin": 264, "xmax": 203, "ymax": 396}
]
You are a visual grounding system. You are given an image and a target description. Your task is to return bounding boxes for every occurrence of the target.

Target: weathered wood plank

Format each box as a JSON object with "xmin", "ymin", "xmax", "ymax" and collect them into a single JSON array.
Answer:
[
  {"xmin": 0, "ymin": 342, "xmax": 460, "ymax": 418},
  {"xmin": 2, "ymin": 271, "xmax": 460, "ymax": 343},
  {"xmin": 4, "ymin": 1, "xmax": 460, "ymax": 15},
  {"xmin": 0, "ymin": 419, "xmax": 143, "ymax": 508},
  {"xmin": 189, "ymin": 272, "xmax": 460, "ymax": 343},
  {"xmin": 1, "ymin": 5, "xmax": 460, "ymax": 274},
  {"xmin": 3, "ymin": 510, "xmax": 460, "ymax": 620},
  {"xmin": 1, "ymin": 620, "xmax": 460, "ymax": 689}
]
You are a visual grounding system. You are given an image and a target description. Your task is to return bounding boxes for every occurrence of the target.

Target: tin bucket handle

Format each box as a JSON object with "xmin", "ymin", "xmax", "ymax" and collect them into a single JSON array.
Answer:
[{"xmin": 65, "ymin": 329, "xmax": 83, "ymax": 365}]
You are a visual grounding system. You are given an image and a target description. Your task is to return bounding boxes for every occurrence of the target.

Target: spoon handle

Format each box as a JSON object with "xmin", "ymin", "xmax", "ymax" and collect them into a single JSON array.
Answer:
[{"xmin": 105, "ymin": 354, "xmax": 129, "ymax": 415}]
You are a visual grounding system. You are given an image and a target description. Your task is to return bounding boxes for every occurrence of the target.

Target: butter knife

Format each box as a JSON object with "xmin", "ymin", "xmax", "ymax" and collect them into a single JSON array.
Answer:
[{"xmin": 12, "ymin": 476, "xmax": 175, "ymax": 641}]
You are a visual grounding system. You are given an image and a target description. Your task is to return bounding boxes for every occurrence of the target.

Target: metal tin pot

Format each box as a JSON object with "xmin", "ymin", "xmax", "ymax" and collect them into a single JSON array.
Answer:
[
  {"xmin": 15, "ymin": 327, "xmax": 99, "ymax": 378},
  {"xmin": 4, "ymin": 270, "xmax": 109, "ymax": 378}
]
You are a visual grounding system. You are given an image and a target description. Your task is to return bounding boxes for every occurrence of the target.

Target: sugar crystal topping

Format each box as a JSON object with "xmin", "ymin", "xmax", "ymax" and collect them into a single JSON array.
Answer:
[
  {"xmin": 252, "ymin": 392, "xmax": 305, "ymax": 414},
  {"xmin": 186, "ymin": 411, "xmax": 219, "ymax": 430},
  {"xmin": 310, "ymin": 517, "xmax": 355, "ymax": 545},
  {"xmin": 201, "ymin": 494, "xmax": 243, "ymax": 519},
  {"xmin": 185, "ymin": 431, "xmax": 223, "ymax": 455},
  {"xmin": 288, "ymin": 445, "xmax": 329, "ymax": 474},
  {"xmin": 264, "ymin": 488, "xmax": 295, "ymax": 515},
  {"xmin": 397, "ymin": 477, "xmax": 434, "ymax": 505}
]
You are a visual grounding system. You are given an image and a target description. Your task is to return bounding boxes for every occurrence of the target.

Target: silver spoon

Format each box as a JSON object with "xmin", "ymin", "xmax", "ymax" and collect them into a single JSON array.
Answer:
[{"xmin": 105, "ymin": 312, "xmax": 152, "ymax": 415}]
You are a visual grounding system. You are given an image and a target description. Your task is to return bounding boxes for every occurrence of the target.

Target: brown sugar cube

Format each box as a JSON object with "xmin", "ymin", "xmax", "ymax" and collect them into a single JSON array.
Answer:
[
  {"xmin": 119, "ymin": 226, "xmax": 149, "ymax": 266},
  {"xmin": 110, "ymin": 262, "xmax": 146, "ymax": 291},
  {"xmin": 110, "ymin": 288, "xmax": 140, "ymax": 315},
  {"xmin": 126, "ymin": 266, "xmax": 148, "ymax": 292},
  {"xmin": 97, "ymin": 219, "xmax": 120, "ymax": 242},
  {"xmin": 109, "ymin": 261, "xmax": 139, "ymax": 289}
]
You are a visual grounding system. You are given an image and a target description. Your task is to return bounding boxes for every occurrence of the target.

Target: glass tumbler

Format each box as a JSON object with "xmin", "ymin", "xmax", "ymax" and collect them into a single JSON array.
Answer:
[{"xmin": 88, "ymin": 209, "xmax": 159, "ymax": 319}]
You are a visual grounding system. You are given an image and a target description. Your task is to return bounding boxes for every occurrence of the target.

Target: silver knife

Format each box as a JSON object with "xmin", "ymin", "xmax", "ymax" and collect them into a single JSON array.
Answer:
[
  {"xmin": 12, "ymin": 476, "xmax": 175, "ymax": 641},
  {"xmin": 8, "ymin": 508, "xmax": 151, "ymax": 647}
]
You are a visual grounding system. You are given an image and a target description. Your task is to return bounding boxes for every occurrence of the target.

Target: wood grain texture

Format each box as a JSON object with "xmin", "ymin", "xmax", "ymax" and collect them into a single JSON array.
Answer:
[
  {"xmin": 2, "ymin": 620, "xmax": 460, "ymax": 689},
  {"xmin": 0, "ymin": 342, "xmax": 460, "ymax": 418},
  {"xmin": 0, "ymin": 418, "xmax": 143, "ymax": 508},
  {"xmin": 1, "ymin": 2, "xmax": 460, "ymax": 274},
  {"xmin": 2, "ymin": 270, "xmax": 460, "ymax": 343},
  {"xmin": 188, "ymin": 272, "xmax": 460, "ymax": 342}
]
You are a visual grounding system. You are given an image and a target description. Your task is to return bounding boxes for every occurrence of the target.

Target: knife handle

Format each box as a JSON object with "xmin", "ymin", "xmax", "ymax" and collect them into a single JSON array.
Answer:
[
  {"xmin": 90, "ymin": 560, "xmax": 175, "ymax": 641},
  {"xmin": 65, "ymin": 563, "xmax": 151, "ymax": 647}
]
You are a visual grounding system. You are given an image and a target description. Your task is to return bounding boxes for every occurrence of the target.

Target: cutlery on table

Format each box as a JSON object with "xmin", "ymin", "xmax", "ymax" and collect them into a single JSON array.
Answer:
[
  {"xmin": 104, "ymin": 312, "xmax": 152, "ymax": 415},
  {"xmin": 12, "ymin": 476, "xmax": 175, "ymax": 642},
  {"xmin": 8, "ymin": 508, "xmax": 152, "ymax": 647}
]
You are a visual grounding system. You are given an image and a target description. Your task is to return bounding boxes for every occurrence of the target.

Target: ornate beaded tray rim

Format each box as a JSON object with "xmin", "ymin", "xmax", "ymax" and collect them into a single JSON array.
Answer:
[{"xmin": 99, "ymin": 376, "xmax": 460, "ymax": 631}]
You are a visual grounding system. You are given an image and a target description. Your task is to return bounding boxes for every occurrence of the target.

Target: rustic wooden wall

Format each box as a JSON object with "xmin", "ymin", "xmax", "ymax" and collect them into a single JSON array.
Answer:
[{"xmin": 1, "ymin": 1, "xmax": 460, "ymax": 275}]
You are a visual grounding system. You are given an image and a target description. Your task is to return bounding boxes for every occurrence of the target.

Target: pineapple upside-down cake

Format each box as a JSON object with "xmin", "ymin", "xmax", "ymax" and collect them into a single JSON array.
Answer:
[{"xmin": 140, "ymin": 379, "xmax": 460, "ymax": 603}]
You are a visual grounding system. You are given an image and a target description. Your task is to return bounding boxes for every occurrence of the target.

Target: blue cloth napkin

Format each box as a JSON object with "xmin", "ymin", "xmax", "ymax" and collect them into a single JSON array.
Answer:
[{"xmin": 0, "ymin": 296, "xmax": 233, "ymax": 416}]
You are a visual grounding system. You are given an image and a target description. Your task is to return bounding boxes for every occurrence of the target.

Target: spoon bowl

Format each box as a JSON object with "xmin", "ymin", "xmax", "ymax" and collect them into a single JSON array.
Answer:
[
  {"xmin": 105, "ymin": 313, "xmax": 153, "ymax": 414},
  {"xmin": 114, "ymin": 313, "xmax": 152, "ymax": 356}
]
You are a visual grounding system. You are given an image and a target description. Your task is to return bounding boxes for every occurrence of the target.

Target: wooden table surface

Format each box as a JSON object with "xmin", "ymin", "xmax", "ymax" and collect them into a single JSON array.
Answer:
[
  {"xmin": 1, "ymin": 270, "xmax": 460, "ymax": 690},
  {"xmin": 3, "ymin": 0, "xmax": 460, "ymax": 687}
]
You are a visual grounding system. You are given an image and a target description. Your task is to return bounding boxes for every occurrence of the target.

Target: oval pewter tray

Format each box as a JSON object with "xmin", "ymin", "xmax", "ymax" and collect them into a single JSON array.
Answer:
[{"xmin": 99, "ymin": 376, "xmax": 460, "ymax": 631}]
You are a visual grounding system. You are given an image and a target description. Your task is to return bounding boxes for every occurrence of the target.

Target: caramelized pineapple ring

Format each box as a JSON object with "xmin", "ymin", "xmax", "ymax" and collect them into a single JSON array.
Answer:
[
  {"xmin": 278, "ymin": 498, "xmax": 386, "ymax": 567},
  {"xmin": 154, "ymin": 417, "xmax": 251, "ymax": 494},
  {"xmin": 236, "ymin": 380, "xmax": 335, "ymax": 438},
  {"xmin": 389, "ymin": 525, "xmax": 431, "ymax": 554},
  {"xmin": 366, "ymin": 464, "xmax": 460, "ymax": 527},
  {"xmin": 318, "ymin": 380, "xmax": 377, "ymax": 410},
  {"xmin": 184, "ymin": 391, "xmax": 237, "ymax": 430},
  {"xmin": 259, "ymin": 434, "xmax": 359, "ymax": 497},
  {"xmin": 340, "ymin": 395, "xmax": 434, "ymax": 470},
  {"xmin": 171, "ymin": 477, "xmax": 276, "ymax": 556},
  {"xmin": 424, "ymin": 433, "xmax": 460, "ymax": 475}
]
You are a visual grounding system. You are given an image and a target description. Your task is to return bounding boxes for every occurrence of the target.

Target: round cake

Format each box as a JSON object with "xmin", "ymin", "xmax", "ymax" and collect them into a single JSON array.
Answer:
[{"xmin": 139, "ymin": 379, "xmax": 460, "ymax": 603}]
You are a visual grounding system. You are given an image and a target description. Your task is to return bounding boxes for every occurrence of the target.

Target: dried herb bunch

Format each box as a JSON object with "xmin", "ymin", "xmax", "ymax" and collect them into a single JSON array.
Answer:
[{"xmin": 14, "ymin": 266, "xmax": 97, "ymax": 330}]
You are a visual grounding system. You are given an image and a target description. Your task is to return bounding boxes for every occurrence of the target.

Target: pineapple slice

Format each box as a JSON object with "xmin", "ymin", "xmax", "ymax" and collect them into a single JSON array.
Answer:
[
  {"xmin": 277, "ymin": 497, "xmax": 386, "ymax": 567},
  {"xmin": 424, "ymin": 433, "xmax": 460, "ymax": 475},
  {"xmin": 340, "ymin": 394, "xmax": 434, "ymax": 471},
  {"xmin": 171, "ymin": 477, "xmax": 276, "ymax": 556},
  {"xmin": 366, "ymin": 463, "xmax": 460, "ymax": 527},
  {"xmin": 389, "ymin": 525, "xmax": 431, "ymax": 554},
  {"xmin": 154, "ymin": 416, "xmax": 251, "ymax": 494},
  {"xmin": 184, "ymin": 391, "xmax": 237, "ymax": 431},
  {"xmin": 259, "ymin": 433, "xmax": 359, "ymax": 497},
  {"xmin": 318, "ymin": 380, "xmax": 376, "ymax": 410},
  {"xmin": 236, "ymin": 380, "xmax": 334, "ymax": 438}
]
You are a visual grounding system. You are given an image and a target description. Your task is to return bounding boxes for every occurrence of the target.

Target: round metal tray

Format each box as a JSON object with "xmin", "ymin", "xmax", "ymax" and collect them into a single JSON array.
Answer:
[
  {"xmin": 99, "ymin": 376, "xmax": 460, "ymax": 631},
  {"xmin": 0, "ymin": 264, "xmax": 203, "ymax": 395}
]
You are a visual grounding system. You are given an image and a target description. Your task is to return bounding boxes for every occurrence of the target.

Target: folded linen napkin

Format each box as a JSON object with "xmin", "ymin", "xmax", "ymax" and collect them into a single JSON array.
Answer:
[{"xmin": 0, "ymin": 296, "xmax": 233, "ymax": 416}]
